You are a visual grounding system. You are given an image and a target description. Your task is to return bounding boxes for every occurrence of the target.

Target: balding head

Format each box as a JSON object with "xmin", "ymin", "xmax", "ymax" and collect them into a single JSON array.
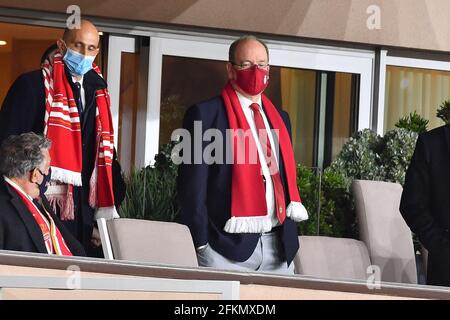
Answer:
[
  {"xmin": 57, "ymin": 19, "xmax": 100, "ymax": 57},
  {"xmin": 63, "ymin": 20, "xmax": 99, "ymax": 43},
  {"xmin": 228, "ymin": 35, "xmax": 269, "ymax": 64}
]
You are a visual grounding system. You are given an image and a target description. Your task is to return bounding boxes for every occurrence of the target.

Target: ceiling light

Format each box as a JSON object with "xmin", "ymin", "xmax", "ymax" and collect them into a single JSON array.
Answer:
[{"xmin": 0, "ymin": 40, "xmax": 7, "ymax": 46}]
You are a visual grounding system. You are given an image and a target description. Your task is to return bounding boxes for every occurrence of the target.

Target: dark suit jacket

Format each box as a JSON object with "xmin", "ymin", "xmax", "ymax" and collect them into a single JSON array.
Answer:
[
  {"xmin": 0, "ymin": 68, "xmax": 126, "ymax": 251},
  {"xmin": 177, "ymin": 96, "xmax": 299, "ymax": 265},
  {"xmin": 400, "ymin": 125, "xmax": 450, "ymax": 286},
  {"xmin": 0, "ymin": 177, "xmax": 85, "ymax": 256}
]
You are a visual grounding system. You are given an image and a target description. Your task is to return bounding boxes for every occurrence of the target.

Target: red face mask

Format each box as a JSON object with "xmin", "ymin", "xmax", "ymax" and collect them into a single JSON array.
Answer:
[{"xmin": 234, "ymin": 65, "xmax": 269, "ymax": 96}]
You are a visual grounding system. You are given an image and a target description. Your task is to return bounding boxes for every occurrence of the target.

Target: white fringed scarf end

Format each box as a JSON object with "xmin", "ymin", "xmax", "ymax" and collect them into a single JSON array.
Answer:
[
  {"xmin": 286, "ymin": 201, "xmax": 309, "ymax": 222},
  {"xmin": 223, "ymin": 216, "xmax": 273, "ymax": 233},
  {"xmin": 94, "ymin": 206, "xmax": 120, "ymax": 220},
  {"xmin": 50, "ymin": 166, "xmax": 82, "ymax": 186}
]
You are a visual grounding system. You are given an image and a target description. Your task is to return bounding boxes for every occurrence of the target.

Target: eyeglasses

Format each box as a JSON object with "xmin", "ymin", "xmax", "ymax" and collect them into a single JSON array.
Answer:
[{"xmin": 232, "ymin": 62, "xmax": 270, "ymax": 70}]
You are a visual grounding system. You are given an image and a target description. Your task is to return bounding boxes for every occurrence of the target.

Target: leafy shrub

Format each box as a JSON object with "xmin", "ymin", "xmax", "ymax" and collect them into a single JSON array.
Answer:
[
  {"xmin": 395, "ymin": 111, "xmax": 428, "ymax": 134},
  {"xmin": 330, "ymin": 128, "xmax": 418, "ymax": 185},
  {"xmin": 314, "ymin": 127, "xmax": 419, "ymax": 240},
  {"xmin": 436, "ymin": 100, "xmax": 450, "ymax": 125},
  {"xmin": 329, "ymin": 129, "xmax": 385, "ymax": 181},
  {"xmin": 118, "ymin": 141, "xmax": 179, "ymax": 222},
  {"xmin": 380, "ymin": 128, "xmax": 418, "ymax": 185},
  {"xmin": 297, "ymin": 165, "xmax": 355, "ymax": 238}
]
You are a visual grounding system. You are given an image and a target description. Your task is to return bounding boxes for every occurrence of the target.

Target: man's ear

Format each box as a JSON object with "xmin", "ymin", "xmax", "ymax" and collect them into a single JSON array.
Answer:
[
  {"xmin": 226, "ymin": 62, "xmax": 235, "ymax": 81},
  {"xmin": 29, "ymin": 168, "xmax": 39, "ymax": 184}
]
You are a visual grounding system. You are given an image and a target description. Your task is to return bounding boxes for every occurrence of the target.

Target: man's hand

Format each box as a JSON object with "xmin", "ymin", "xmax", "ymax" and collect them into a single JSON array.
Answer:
[{"xmin": 91, "ymin": 226, "xmax": 102, "ymax": 247}]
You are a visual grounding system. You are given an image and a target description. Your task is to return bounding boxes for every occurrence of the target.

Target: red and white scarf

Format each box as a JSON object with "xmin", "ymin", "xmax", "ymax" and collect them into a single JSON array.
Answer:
[
  {"xmin": 6, "ymin": 178, "xmax": 72, "ymax": 256},
  {"xmin": 221, "ymin": 83, "xmax": 308, "ymax": 233},
  {"xmin": 41, "ymin": 51, "xmax": 118, "ymax": 221}
]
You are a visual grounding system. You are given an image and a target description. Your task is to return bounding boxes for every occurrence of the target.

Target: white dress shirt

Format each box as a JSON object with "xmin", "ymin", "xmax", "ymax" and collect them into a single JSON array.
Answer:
[
  {"xmin": 72, "ymin": 75, "xmax": 85, "ymax": 111},
  {"xmin": 236, "ymin": 91, "xmax": 280, "ymax": 228}
]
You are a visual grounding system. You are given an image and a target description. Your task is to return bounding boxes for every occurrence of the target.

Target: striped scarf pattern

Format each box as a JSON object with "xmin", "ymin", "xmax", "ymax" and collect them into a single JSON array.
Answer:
[
  {"xmin": 221, "ymin": 83, "xmax": 308, "ymax": 233},
  {"xmin": 41, "ymin": 51, "xmax": 118, "ymax": 221}
]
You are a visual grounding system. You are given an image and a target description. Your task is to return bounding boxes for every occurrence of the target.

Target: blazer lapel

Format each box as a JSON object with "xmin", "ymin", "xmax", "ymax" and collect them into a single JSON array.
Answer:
[{"xmin": 7, "ymin": 185, "xmax": 48, "ymax": 253}]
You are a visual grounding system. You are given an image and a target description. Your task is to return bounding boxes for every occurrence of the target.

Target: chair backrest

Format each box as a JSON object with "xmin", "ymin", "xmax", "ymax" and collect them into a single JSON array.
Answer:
[
  {"xmin": 99, "ymin": 218, "xmax": 198, "ymax": 267},
  {"xmin": 294, "ymin": 236, "xmax": 371, "ymax": 281},
  {"xmin": 352, "ymin": 180, "xmax": 417, "ymax": 284}
]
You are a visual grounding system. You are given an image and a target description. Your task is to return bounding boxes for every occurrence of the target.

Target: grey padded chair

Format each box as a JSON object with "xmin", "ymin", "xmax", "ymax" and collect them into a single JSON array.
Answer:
[
  {"xmin": 352, "ymin": 180, "xmax": 417, "ymax": 284},
  {"xmin": 98, "ymin": 218, "xmax": 198, "ymax": 267},
  {"xmin": 294, "ymin": 236, "xmax": 372, "ymax": 281}
]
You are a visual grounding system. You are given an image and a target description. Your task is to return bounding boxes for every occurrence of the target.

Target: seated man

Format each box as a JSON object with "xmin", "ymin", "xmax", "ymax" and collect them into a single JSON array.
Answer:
[{"xmin": 0, "ymin": 132, "xmax": 85, "ymax": 256}]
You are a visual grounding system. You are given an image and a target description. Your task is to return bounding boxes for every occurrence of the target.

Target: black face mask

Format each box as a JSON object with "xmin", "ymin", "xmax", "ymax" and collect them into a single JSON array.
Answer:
[{"xmin": 35, "ymin": 168, "xmax": 51, "ymax": 195}]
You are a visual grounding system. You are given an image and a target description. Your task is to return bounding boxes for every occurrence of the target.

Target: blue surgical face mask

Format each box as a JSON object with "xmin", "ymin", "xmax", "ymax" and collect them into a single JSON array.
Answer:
[{"xmin": 63, "ymin": 47, "xmax": 96, "ymax": 76}]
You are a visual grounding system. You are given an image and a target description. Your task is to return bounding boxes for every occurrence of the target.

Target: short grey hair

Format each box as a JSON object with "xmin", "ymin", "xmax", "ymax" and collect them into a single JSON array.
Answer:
[
  {"xmin": 0, "ymin": 132, "xmax": 51, "ymax": 179},
  {"xmin": 228, "ymin": 35, "xmax": 269, "ymax": 63}
]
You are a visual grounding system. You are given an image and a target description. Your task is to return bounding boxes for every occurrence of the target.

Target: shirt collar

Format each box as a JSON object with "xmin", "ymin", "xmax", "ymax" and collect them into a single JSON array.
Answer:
[
  {"xmin": 235, "ymin": 90, "xmax": 262, "ymax": 110},
  {"xmin": 71, "ymin": 74, "xmax": 84, "ymax": 87},
  {"xmin": 64, "ymin": 66, "xmax": 107, "ymax": 90},
  {"xmin": 4, "ymin": 176, "xmax": 34, "ymax": 201}
]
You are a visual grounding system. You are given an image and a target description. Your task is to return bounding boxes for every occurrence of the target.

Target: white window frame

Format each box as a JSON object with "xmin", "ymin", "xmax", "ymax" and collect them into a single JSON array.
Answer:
[
  {"xmin": 106, "ymin": 35, "xmax": 136, "ymax": 156},
  {"xmin": 378, "ymin": 54, "xmax": 450, "ymax": 134}
]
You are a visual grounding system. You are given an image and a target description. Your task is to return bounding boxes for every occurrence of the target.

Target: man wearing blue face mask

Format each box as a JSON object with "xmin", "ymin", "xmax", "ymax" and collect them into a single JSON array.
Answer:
[{"xmin": 0, "ymin": 20, "xmax": 126, "ymax": 257}]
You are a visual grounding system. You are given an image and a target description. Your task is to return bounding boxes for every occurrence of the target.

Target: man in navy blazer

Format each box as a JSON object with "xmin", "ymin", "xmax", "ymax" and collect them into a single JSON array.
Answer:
[
  {"xmin": 400, "ymin": 125, "xmax": 450, "ymax": 286},
  {"xmin": 177, "ymin": 36, "xmax": 308, "ymax": 274}
]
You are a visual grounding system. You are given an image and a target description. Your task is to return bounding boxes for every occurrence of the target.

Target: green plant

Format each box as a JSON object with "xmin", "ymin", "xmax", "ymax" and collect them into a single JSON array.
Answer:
[
  {"xmin": 118, "ymin": 141, "xmax": 179, "ymax": 222},
  {"xmin": 296, "ymin": 165, "xmax": 321, "ymax": 236},
  {"xmin": 312, "ymin": 126, "xmax": 419, "ymax": 240},
  {"xmin": 436, "ymin": 100, "xmax": 450, "ymax": 125},
  {"xmin": 296, "ymin": 165, "xmax": 355, "ymax": 238},
  {"xmin": 380, "ymin": 128, "xmax": 418, "ymax": 185},
  {"xmin": 329, "ymin": 129, "xmax": 385, "ymax": 181},
  {"xmin": 330, "ymin": 128, "xmax": 418, "ymax": 185},
  {"xmin": 395, "ymin": 111, "xmax": 429, "ymax": 133}
]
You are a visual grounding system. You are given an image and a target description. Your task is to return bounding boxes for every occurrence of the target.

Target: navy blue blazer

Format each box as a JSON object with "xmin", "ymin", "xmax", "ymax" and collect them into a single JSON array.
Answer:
[
  {"xmin": 400, "ymin": 125, "xmax": 450, "ymax": 286},
  {"xmin": 177, "ymin": 96, "xmax": 299, "ymax": 264}
]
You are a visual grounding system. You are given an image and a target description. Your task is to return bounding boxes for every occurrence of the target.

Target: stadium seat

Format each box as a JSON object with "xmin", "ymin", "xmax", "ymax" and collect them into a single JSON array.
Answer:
[
  {"xmin": 98, "ymin": 218, "xmax": 198, "ymax": 267},
  {"xmin": 294, "ymin": 236, "xmax": 371, "ymax": 281},
  {"xmin": 352, "ymin": 180, "xmax": 417, "ymax": 284}
]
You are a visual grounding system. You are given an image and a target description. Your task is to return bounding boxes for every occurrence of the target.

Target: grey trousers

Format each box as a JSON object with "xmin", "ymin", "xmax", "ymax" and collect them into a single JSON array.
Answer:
[{"xmin": 196, "ymin": 232, "xmax": 295, "ymax": 275}]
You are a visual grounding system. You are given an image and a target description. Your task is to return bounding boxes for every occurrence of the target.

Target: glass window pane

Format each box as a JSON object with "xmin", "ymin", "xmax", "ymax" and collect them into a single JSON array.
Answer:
[
  {"xmin": 384, "ymin": 65, "xmax": 450, "ymax": 132},
  {"xmin": 275, "ymin": 67, "xmax": 316, "ymax": 166},
  {"xmin": 117, "ymin": 52, "xmax": 140, "ymax": 175},
  {"xmin": 159, "ymin": 55, "xmax": 227, "ymax": 147},
  {"xmin": 332, "ymin": 72, "xmax": 353, "ymax": 161}
]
